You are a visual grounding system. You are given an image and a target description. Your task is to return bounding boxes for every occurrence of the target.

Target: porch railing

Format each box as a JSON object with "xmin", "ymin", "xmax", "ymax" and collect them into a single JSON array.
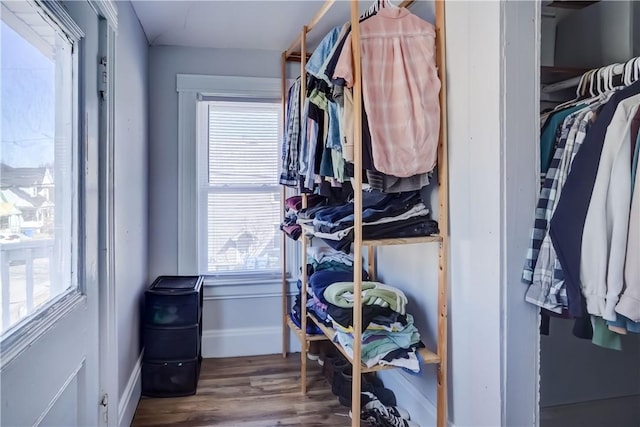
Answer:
[{"xmin": 0, "ymin": 239, "xmax": 56, "ymax": 333}]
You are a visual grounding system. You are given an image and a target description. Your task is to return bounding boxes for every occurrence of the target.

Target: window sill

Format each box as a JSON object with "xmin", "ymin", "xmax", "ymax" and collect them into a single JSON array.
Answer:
[{"xmin": 202, "ymin": 275, "xmax": 298, "ymax": 301}]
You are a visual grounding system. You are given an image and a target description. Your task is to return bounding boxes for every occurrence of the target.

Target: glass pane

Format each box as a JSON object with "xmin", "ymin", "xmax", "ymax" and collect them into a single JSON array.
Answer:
[
  {"xmin": 0, "ymin": 11, "xmax": 76, "ymax": 334},
  {"xmin": 208, "ymin": 101, "xmax": 280, "ymax": 185},
  {"xmin": 205, "ymin": 191, "xmax": 281, "ymax": 274}
]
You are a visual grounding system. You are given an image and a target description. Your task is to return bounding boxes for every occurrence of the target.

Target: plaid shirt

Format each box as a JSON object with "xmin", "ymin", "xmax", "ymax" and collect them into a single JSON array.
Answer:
[
  {"xmin": 526, "ymin": 110, "xmax": 593, "ymax": 310},
  {"xmin": 522, "ymin": 114, "xmax": 575, "ymax": 285},
  {"xmin": 279, "ymin": 79, "xmax": 301, "ymax": 187}
]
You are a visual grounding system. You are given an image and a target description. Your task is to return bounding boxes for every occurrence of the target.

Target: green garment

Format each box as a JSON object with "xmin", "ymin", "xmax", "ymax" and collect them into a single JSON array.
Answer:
[
  {"xmin": 324, "ymin": 281, "xmax": 407, "ymax": 315},
  {"xmin": 591, "ymin": 316, "xmax": 622, "ymax": 351},
  {"xmin": 540, "ymin": 105, "xmax": 584, "ymax": 174}
]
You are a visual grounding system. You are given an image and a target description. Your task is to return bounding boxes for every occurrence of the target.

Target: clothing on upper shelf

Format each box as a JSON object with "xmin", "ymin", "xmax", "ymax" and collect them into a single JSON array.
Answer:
[
  {"xmin": 278, "ymin": 7, "xmax": 440, "ymax": 194},
  {"xmin": 523, "ymin": 74, "xmax": 640, "ymax": 344},
  {"xmin": 298, "ymin": 192, "xmax": 438, "ymax": 252}
]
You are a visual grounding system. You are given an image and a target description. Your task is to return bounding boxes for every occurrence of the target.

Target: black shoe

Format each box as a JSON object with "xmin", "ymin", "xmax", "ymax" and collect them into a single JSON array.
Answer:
[
  {"xmin": 359, "ymin": 392, "xmax": 416, "ymax": 427},
  {"xmin": 335, "ymin": 367, "xmax": 397, "ymax": 407}
]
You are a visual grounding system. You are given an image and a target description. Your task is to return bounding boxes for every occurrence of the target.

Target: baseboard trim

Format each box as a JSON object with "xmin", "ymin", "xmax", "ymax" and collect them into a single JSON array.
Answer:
[
  {"xmin": 377, "ymin": 369, "xmax": 448, "ymax": 427},
  {"xmin": 118, "ymin": 353, "xmax": 142, "ymax": 427},
  {"xmin": 202, "ymin": 326, "xmax": 301, "ymax": 358}
]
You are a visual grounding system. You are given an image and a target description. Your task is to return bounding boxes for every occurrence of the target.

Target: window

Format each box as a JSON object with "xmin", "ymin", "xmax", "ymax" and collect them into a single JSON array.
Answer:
[
  {"xmin": 0, "ymin": 4, "xmax": 78, "ymax": 335},
  {"xmin": 198, "ymin": 100, "xmax": 282, "ymax": 277}
]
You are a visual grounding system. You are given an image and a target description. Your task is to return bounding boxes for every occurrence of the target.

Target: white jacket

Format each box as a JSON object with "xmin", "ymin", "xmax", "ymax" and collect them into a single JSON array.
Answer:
[
  {"xmin": 616, "ymin": 164, "xmax": 640, "ymax": 321},
  {"xmin": 580, "ymin": 95, "xmax": 639, "ymax": 320}
]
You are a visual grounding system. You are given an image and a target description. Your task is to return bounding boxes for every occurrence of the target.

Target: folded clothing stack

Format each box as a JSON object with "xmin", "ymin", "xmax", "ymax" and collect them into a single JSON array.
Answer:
[
  {"xmin": 289, "ymin": 246, "xmax": 368, "ymax": 334},
  {"xmin": 280, "ymin": 194, "xmax": 327, "ymax": 241},
  {"xmin": 298, "ymin": 190, "xmax": 439, "ymax": 252},
  {"xmin": 324, "ymin": 281, "xmax": 425, "ymax": 372}
]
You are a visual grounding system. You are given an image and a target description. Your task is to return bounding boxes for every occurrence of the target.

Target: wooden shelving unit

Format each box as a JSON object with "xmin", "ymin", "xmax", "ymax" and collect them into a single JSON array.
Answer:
[
  {"xmin": 280, "ymin": 1, "xmax": 449, "ymax": 426},
  {"xmin": 285, "ymin": 315, "xmax": 329, "ymax": 343}
]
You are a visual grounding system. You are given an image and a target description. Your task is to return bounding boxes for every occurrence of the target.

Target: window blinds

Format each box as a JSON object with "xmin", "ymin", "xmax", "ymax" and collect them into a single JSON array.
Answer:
[{"xmin": 200, "ymin": 100, "xmax": 282, "ymax": 275}]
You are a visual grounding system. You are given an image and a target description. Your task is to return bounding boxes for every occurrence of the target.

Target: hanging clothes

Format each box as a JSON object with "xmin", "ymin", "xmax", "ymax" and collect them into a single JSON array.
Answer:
[
  {"xmin": 550, "ymin": 80, "xmax": 640, "ymax": 318},
  {"xmin": 523, "ymin": 64, "xmax": 640, "ymax": 345},
  {"xmin": 333, "ymin": 7, "xmax": 440, "ymax": 178}
]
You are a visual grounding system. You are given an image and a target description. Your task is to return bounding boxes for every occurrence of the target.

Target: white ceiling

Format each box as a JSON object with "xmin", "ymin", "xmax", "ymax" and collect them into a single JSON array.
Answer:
[{"xmin": 130, "ymin": 1, "xmax": 375, "ymax": 51}]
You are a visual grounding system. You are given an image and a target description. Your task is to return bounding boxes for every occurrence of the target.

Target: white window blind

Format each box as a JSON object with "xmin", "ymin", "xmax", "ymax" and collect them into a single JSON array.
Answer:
[{"xmin": 199, "ymin": 100, "xmax": 282, "ymax": 276}]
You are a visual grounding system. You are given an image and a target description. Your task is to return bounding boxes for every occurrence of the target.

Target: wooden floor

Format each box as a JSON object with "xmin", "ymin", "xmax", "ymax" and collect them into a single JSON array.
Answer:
[{"xmin": 132, "ymin": 354, "xmax": 352, "ymax": 427}]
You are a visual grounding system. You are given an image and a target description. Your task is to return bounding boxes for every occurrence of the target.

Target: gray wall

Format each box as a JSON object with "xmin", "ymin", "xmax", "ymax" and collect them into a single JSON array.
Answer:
[
  {"xmin": 541, "ymin": 319, "xmax": 640, "ymax": 407},
  {"xmin": 555, "ymin": 0, "xmax": 638, "ymax": 68},
  {"xmin": 148, "ymin": 46, "xmax": 293, "ymax": 278},
  {"xmin": 148, "ymin": 46, "xmax": 301, "ymax": 357},
  {"xmin": 114, "ymin": 0, "xmax": 149, "ymax": 401}
]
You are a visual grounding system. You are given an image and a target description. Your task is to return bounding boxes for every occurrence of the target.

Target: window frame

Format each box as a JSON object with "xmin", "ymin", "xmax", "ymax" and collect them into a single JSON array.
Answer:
[
  {"xmin": 177, "ymin": 74, "xmax": 300, "ymax": 288},
  {"xmin": 197, "ymin": 99, "xmax": 282, "ymax": 279},
  {"xmin": 0, "ymin": 0, "xmax": 84, "ymax": 360}
]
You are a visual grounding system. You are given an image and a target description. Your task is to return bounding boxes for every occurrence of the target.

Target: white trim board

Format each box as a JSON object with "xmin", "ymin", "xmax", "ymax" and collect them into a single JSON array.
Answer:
[
  {"xmin": 118, "ymin": 353, "xmax": 142, "ymax": 427},
  {"xmin": 202, "ymin": 327, "xmax": 301, "ymax": 358}
]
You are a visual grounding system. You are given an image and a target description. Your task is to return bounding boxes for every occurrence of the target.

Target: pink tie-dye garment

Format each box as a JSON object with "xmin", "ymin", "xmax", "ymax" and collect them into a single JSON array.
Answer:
[{"xmin": 334, "ymin": 7, "xmax": 440, "ymax": 178}]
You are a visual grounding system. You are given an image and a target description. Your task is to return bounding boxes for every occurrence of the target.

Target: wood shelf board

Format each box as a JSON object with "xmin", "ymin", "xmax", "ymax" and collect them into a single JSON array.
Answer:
[
  {"xmin": 285, "ymin": 51, "xmax": 313, "ymax": 62},
  {"xmin": 545, "ymin": 1, "xmax": 600, "ymax": 10},
  {"xmin": 362, "ymin": 235, "xmax": 442, "ymax": 246},
  {"xmin": 285, "ymin": 315, "xmax": 329, "ymax": 342},
  {"xmin": 308, "ymin": 314, "xmax": 440, "ymax": 373},
  {"xmin": 541, "ymin": 66, "xmax": 588, "ymax": 85}
]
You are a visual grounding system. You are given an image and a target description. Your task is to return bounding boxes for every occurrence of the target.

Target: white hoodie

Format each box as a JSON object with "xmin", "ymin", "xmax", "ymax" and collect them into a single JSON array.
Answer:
[
  {"xmin": 615, "ymin": 164, "xmax": 640, "ymax": 321},
  {"xmin": 580, "ymin": 95, "xmax": 639, "ymax": 320}
]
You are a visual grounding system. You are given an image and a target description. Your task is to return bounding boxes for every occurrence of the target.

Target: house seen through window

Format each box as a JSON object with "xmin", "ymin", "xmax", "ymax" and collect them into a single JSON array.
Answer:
[
  {"xmin": 198, "ymin": 100, "xmax": 282, "ymax": 277},
  {"xmin": 0, "ymin": 10, "xmax": 77, "ymax": 335}
]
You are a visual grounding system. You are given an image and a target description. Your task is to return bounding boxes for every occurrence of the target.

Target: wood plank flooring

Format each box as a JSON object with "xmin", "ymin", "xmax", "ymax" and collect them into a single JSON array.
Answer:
[{"xmin": 132, "ymin": 354, "xmax": 352, "ymax": 427}]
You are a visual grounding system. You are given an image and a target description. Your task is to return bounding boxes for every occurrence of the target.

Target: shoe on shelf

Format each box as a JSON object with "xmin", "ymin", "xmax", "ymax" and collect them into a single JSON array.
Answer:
[
  {"xmin": 307, "ymin": 341, "xmax": 320, "ymax": 361},
  {"xmin": 318, "ymin": 342, "xmax": 339, "ymax": 367},
  {"xmin": 355, "ymin": 392, "xmax": 417, "ymax": 427},
  {"xmin": 335, "ymin": 367, "xmax": 397, "ymax": 408},
  {"xmin": 325, "ymin": 356, "xmax": 349, "ymax": 389},
  {"xmin": 364, "ymin": 372, "xmax": 384, "ymax": 388}
]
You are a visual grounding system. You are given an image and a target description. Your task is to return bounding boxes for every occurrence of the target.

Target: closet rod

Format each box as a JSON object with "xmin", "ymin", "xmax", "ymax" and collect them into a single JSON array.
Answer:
[{"xmin": 543, "ymin": 62, "xmax": 627, "ymax": 93}]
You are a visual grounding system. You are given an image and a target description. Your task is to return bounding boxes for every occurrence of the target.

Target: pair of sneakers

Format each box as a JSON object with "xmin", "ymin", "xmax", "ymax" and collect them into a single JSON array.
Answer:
[{"xmin": 351, "ymin": 392, "xmax": 418, "ymax": 427}]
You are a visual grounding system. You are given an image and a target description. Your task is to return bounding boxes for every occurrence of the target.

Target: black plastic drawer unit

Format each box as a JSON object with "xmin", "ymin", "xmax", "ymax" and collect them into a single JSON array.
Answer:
[{"xmin": 142, "ymin": 275, "xmax": 203, "ymax": 397}]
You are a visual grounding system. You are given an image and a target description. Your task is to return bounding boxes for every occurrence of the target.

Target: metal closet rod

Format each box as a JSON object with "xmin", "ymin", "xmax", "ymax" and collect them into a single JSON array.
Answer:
[
  {"xmin": 543, "ymin": 62, "xmax": 628, "ymax": 94},
  {"xmin": 284, "ymin": 0, "xmax": 416, "ymax": 60}
]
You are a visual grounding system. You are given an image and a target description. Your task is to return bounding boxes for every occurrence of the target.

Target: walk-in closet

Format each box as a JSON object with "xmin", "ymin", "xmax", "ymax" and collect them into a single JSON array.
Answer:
[{"xmin": 535, "ymin": 1, "xmax": 640, "ymax": 425}]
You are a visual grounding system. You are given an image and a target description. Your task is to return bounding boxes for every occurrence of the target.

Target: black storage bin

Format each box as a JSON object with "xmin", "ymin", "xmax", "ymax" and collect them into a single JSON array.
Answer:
[
  {"xmin": 145, "ymin": 276, "xmax": 203, "ymax": 326},
  {"xmin": 142, "ymin": 275, "xmax": 203, "ymax": 397},
  {"xmin": 141, "ymin": 357, "xmax": 201, "ymax": 397},
  {"xmin": 143, "ymin": 324, "xmax": 201, "ymax": 361}
]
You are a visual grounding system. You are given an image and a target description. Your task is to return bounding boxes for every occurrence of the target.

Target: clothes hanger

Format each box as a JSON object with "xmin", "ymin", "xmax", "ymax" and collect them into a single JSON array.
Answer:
[
  {"xmin": 575, "ymin": 70, "xmax": 589, "ymax": 99},
  {"xmin": 633, "ymin": 57, "xmax": 640, "ymax": 84},
  {"xmin": 623, "ymin": 59, "xmax": 634, "ymax": 86}
]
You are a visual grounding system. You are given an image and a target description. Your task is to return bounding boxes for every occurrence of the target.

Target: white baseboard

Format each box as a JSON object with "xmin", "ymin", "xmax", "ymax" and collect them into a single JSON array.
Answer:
[
  {"xmin": 377, "ymin": 370, "xmax": 446, "ymax": 427},
  {"xmin": 118, "ymin": 353, "xmax": 142, "ymax": 427},
  {"xmin": 202, "ymin": 326, "xmax": 301, "ymax": 358}
]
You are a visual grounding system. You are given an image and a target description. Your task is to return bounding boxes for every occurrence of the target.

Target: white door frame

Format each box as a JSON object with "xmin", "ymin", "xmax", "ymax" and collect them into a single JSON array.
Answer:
[
  {"xmin": 499, "ymin": 1, "xmax": 541, "ymax": 426},
  {"xmin": 90, "ymin": 1, "xmax": 118, "ymax": 425}
]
